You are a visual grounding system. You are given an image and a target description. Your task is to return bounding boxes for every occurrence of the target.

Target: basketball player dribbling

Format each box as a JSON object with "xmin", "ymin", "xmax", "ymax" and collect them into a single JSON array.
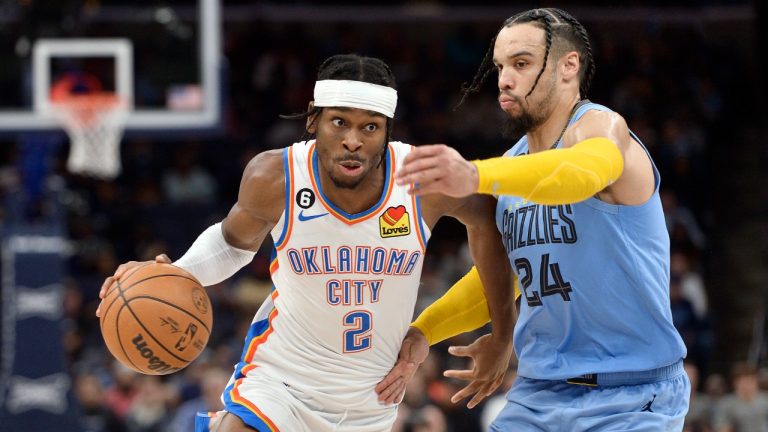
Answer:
[
  {"xmin": 96, "ymin": 54, "xmax": 515, "ymax": 432},
  {"xmin": 379, "ymin": 8, "xmax": 691, "ymax": 431}
]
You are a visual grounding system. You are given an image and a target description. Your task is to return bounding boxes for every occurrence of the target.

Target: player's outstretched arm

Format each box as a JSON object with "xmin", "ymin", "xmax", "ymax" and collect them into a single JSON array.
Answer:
[
  {"xmin": 96, "ymin": 150, "xmax": 285, "ymax": 317},
  {"xmin": 395, "ymin": 129, "xmax": 625, "ymax": 203},
  {"xmin": 441, "ymin": 194, "xmax": 515, "ymax": 408}
]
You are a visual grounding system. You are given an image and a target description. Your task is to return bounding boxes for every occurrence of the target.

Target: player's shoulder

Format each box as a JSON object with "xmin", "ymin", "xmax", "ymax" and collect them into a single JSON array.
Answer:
[
  {"xmin": 575, "ymin": 103, "xmax": 626, "ymax": 128},
  {"xmin": 579, "ymin": 107, "xmax": 626, "ymax": 123},
  {"xmin": 561, "ymin": 104, "xmax": 634, "ymax": 153},
  {"xmin": 240, "ymin": 148, "xmax": 285, "ymax": 197},
  {"xmin": 570, "ymin": 104, "xmax": 629, "ymax": 140},
  {"xmin": 244, "ymin": 148, "xmax": 284, "ymax": 178}
]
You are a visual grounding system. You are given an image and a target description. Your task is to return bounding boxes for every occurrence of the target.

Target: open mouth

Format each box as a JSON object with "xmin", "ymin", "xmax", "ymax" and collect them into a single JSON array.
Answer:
[{"xmin": 338, "ymin": 160, "xmax": 364, "ymax": 176}]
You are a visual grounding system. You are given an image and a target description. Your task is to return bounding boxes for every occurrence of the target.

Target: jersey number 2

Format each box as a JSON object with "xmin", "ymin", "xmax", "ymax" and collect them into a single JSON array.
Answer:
[{"xmin": 343, "ymin": 310, "xmax": 372, "ymax": 353}]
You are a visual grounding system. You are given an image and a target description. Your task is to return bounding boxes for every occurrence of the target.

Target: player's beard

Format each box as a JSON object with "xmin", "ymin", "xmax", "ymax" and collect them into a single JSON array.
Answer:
[
  {"xmin": 502, "ymin": 111, "xmax": 537, "ymax": 140},
  {"xmin": 501, "ymin": 73, "xmax": 557, "ymax": 140}
]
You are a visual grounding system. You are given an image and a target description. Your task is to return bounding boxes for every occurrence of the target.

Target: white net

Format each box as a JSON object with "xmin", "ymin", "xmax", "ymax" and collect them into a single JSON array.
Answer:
[{"xmin": 51, "ymin": 94, "xmax": 128, "ymax": 179}]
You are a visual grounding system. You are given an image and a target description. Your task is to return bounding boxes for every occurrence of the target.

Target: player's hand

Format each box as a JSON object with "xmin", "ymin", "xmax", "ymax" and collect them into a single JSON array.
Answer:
[
  {"xmin": 395, "ymin": 144, "xmax": 479, "ymax": 197},
  {"xmin": 95, "ymin": 254, "xmax": 172, "ymax": 317},
  {"xmin": 444, "ymin": 333, "xmax": 513, "ymax": 409},
  {"xmin": 375, "ymin": 326, "xmax": 429, "ymax": 404}
]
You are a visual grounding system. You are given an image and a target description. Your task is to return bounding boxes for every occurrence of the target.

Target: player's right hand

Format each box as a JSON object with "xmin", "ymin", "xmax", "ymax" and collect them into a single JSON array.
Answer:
[
  {"xmin": 443, "ymin": 333, "xmax": 513, "ymax": 409},
  {"xmin": 395, "ymin": 144, "xmax": 479, "ymax": 197},
  {"xmin": 375, "ymin": 326, "xmax": 429, "ymax": 405},
  {"xmin": 95, "ymin": 254, "xmax": 172, "ymax": 317}
]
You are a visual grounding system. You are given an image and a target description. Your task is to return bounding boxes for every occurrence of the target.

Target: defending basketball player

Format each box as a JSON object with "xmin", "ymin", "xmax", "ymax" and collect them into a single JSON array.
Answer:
[
  {"xmin": 379, "ymin": 8, "xmax": 691, "ymax": 431},
  {"xmin": 96, "ymin": 54, "xmax": 514, "ymax": 432}
]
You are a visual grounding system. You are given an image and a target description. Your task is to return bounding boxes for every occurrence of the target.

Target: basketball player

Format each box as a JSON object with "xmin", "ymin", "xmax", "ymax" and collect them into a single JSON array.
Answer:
[
  {"xmin": 379, "ymin": 8, "xmax": 691, "ymax": 431},
  {"xmin": 96, "ymin": 54, "xmax": 514, "ymax": 432}
]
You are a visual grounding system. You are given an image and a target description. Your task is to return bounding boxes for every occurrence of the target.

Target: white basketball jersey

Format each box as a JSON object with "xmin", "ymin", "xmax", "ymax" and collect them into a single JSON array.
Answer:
[{"xmin": 234, "ymin": 140, "xmax": 430, "ymax": 412}]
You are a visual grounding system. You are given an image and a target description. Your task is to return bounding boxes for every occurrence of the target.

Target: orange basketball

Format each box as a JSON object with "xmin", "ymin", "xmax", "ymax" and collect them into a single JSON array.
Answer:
[{"xmin": 99, "ymin": 263, "xmax": 212, "ymax": 375}]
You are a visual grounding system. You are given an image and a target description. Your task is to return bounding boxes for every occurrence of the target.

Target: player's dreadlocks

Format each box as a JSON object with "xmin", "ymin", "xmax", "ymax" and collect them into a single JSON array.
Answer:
[
  {"xmin": 457, "ymin": 8, "xmax": 595, "ymax": 108},
  {"xmin": 283, "ymin": 54, "xmax": 397, "ymax": 142}
]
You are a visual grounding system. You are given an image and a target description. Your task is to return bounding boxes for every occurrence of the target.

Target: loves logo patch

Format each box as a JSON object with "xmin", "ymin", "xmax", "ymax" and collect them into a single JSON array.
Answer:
[{"xmin": 379, "ymin": 205, "xmax": 410, "ymax": 238}]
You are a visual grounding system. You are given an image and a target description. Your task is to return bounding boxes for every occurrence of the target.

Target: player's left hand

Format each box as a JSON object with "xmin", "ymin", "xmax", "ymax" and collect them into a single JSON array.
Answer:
[
  {"xmin": 395, "ymin": 144, "xmax": 478, "ymax": 197},
  {"xmin": 444, "ymin": 333, "xmax": 513, "ymax": 409},
  {"xmin": 375, "ymin": 326, "xmax": 429, "ymax": 404},
  {"xmin": 96, "ymin": 254, "xmax": 172, "ymax": 318}
]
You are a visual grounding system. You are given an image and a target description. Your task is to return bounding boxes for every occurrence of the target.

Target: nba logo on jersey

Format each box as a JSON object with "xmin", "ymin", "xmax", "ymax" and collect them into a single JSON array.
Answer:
[{"xmin": 379, "ymin": 205, "xmax": 410, "ymax": 238}]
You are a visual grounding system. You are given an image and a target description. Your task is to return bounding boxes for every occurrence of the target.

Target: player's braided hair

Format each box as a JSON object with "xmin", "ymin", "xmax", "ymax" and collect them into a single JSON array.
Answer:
[
  {"xmin": 283, "ymin": 54, "xmax": 397, "ymax": 142},
  {"xmin": 457, "ymin": 8, "xmax": 595, "ymax": 107}
]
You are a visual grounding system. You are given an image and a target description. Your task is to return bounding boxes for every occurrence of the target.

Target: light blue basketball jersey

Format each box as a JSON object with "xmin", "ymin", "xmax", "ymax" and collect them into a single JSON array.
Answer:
[{"xmin": 495, "ymin": 102, "xmax": 686, "ymax": 380}]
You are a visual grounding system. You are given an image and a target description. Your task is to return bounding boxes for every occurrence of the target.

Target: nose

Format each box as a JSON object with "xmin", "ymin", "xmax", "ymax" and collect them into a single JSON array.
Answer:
[
  {"xmin": 498, "ymin": 67, "xmax": 515, "ymax": 91},
  {"xmin": 342, "ymin": 129, "xmax": 363, "ymax": 152}
]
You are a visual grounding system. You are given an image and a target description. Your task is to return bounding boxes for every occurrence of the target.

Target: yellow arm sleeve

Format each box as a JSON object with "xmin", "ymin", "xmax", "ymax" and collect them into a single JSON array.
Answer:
[
  {"xmin": 473, "ymin": 137, "xmax": 624, "ymax": 204},
  {"xmin": 412, "ymin": 267, "xmax": 522, "ymax": 345},
  {"xmin": 412, "ymin": 267, "xmax": 489, "ymax": 345}
]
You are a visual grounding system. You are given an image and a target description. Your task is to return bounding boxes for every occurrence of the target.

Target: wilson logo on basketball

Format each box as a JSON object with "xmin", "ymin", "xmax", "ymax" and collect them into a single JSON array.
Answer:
[
  {"xmin": 132, "ymin": 334, "xmax": 179, "ymax": 374},
  {"xmin": 379, "ymin": 205, "xmax": 410, "ymax": 238}
]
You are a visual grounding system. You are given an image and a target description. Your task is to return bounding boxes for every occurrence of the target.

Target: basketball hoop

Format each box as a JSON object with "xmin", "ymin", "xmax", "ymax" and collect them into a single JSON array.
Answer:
[{"xmin": 50, "ymin": 92, "xmax": 128, "ymax": 179}]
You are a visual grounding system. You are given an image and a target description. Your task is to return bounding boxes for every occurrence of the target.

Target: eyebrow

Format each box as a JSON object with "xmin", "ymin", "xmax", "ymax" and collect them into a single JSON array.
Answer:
[
  {"xmin": 493, "ymin": 50, "xmax": 537, "ymax": 64},
  {"xmin": 328, "ymin": 106, "xmax": 386, "ymax": 118},
  {"xmin": 508, "ymin": 50, "xmax": 536, "ymax": 59}
]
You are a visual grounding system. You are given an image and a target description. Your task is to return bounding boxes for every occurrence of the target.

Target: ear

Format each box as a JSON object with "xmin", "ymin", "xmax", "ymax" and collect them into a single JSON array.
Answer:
[
  {"xmin": 306, "ymin": 101, "xmax": 319, "ymax": 134},
  {"xmin": 561, "ymin": 51, "xmax": 580, "ymax": 82}
]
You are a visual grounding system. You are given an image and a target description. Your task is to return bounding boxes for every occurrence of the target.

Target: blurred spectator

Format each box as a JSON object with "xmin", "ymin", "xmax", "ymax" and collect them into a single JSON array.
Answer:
[
  {"xmin": 670, "ymin": 274, "xmax": 699, "ymax": 349},
  {"xmin": 162, "ymin": 144, "xmax": 217, "ymax": 205},
  {"xmin": 403, "ymin": 367, "xmax": 431, "ymax": 410},
  {"xmin": 104, "ymin": 363, "xmax": 140, "ymax": 421},
  {"xmin": 411, "ymin": 404, "xmax": 447, "ymax": 432},
  {"xmin": 671, "ymin": 271, "xmax": 713, "ymax": 375},
  {"xmin": 671, "ymin": 251, "xmax": 708, "ymax": 320},
  {"xmin": 705, "ymin": 373, "xmax": 728, "ymax": 405},
  {"xmin": 168, "ymin": 367, "xmax": 230, "ymax": 432},
  {"xmin": 693, "ymin": 75, "xmax": 724, "ymax": 121},
  {"xmin": 75, "ymin": 372, "xmax": 126, "ymax": 432},
  {"xmin": 758, "ymin": 367, "xmax": 768, "ymax": 392},
  {"xmin": 684, "ymin": 361, "xmax": 714, "ymax": 432},
  {"xmin": 713, "ymin": 363, "xmax": 768, "ymax": 432},
  {"xmin": 124, "ymin": 375, "xmax": 172, "ymax": 432},
  {"xmin": 391, "ymin": 403, "xmax": 411, "ymax": 432},
  {"xmin": 661, "ymin": 189, "xmax": 707, "ymax": 252}
]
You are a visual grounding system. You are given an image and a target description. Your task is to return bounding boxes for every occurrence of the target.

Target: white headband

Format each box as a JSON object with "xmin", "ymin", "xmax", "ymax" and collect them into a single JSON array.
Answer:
[{"xmin": 313, "ymin": 80, "xmax": 397, "ymax": 118}]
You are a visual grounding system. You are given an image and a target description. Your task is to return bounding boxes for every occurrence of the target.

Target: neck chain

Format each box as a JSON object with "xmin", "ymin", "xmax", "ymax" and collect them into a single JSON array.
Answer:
[{"xmin": 548, "ymin": 98, "xmax": 589, "ymax": 150}]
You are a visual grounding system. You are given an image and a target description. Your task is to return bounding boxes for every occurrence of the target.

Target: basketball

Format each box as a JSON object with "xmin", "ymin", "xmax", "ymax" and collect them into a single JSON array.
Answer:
[{"xmin": 99, "ymin": 263, "xmax": 212, "ymax": 375}]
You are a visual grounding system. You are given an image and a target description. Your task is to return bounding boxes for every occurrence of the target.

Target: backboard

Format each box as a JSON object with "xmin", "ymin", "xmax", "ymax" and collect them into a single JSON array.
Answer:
[{"xmin": 0, "ymin": 0, "xmax": 221, "ymax": 134}]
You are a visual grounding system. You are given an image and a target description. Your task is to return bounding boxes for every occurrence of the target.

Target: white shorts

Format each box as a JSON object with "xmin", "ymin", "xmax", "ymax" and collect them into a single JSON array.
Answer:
[{"xmin": 219, "ymin": 365, "xmax": 397, "ymax": 432}]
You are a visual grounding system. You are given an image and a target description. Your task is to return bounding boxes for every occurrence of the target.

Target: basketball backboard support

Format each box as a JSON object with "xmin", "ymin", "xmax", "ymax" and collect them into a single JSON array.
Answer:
[{"xmin": 0, "ymin": 0, "xmax": 220, "ymax": 134}]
